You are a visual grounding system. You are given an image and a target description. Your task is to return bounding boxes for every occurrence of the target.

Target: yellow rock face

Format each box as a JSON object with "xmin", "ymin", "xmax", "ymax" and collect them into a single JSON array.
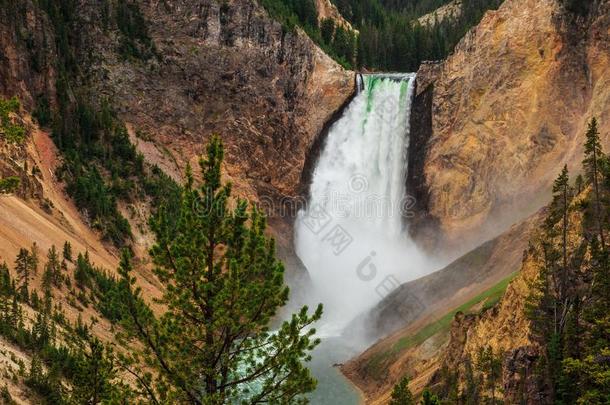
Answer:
[{"xmin": 424, "ymin": 0, "xmax": 610, "ymax": 250}]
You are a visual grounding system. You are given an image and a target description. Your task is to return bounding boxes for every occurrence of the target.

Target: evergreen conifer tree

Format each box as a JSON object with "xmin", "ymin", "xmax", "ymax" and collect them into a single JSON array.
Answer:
[
  {"xmin": 14, "ymin": 248, "xmax": 31, "ymax": 302},
  {"xmin": 63, "ymin": 241, "xmax": 73, "ymax": 262},
  {"xmin": 583, "ymin": 118, "xmax": 605, "ymax": 247},
  {"xmin": 551, "ymin": 165, "xmax": 570, "ymax": 299},
  {"xmin": 389, "ymin": 376, "xmax": 415, "ymax": 405},
  {"xmin": 421, "ymin": 389, "xmax": 441, "ymax": 405},
  {"xmin": 118, "ymin": 136, "xmax": 322, "ymax": 404}
]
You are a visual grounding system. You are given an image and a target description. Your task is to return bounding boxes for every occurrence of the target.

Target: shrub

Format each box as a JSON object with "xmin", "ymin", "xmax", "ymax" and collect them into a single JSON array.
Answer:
[
  {"xmin": 0, "ymin": 177, "xmax": 20, "ymax": 194},
  {"xmin": 0, "ymin": 97, "xmax": 26, "ymax": 143}
]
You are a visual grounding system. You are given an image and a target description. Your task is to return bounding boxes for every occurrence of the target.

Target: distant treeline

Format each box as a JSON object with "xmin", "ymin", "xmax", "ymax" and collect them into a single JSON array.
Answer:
[
  {"xmin": 260, "ymin": 0, "xmax": 503, "ymax": 71},
  {"xmin": 337, "ymin": 0, "xmax": 503, "ymax": 71}
]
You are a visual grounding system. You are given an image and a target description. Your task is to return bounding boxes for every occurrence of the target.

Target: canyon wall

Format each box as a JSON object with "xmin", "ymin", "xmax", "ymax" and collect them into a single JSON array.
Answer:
[
  {"xmin": 0, "ymin": 2, "xmax": 352, "ymax": 400},
  {"xmin": 0, "ymin": 0, "xmax": 354, "ymax": 258},
  {"xmin": 411, "ymin": 0, "xmax": 609, "ymax": 252},
  {"xmin": 83, "ymin": 0, "xmax": 354, "ymax": 250}
]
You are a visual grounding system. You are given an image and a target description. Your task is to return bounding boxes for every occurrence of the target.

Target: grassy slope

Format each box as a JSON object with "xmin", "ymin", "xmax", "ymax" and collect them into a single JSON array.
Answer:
[
  {"xmin": 392, "ymin": 272, "xmax": 516, "ymax": 352},
  {"xmin": 366, "ymin": 272, "xmax": 517, "ymax": 376}
]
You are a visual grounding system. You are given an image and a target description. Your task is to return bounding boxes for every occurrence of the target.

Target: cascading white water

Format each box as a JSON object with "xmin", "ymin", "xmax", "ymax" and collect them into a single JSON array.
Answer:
[{"xmin": 295, "ymin": 74, "xmax": 430, "ymax": 336}]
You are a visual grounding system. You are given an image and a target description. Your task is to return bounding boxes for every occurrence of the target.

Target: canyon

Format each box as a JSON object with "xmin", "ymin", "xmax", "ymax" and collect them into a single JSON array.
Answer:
[{"xmin": 0, "ymin": 0, "xmax": 609, "ymax": 403}]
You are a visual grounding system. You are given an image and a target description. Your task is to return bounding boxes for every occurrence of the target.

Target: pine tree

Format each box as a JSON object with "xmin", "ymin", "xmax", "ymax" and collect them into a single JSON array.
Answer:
[
  {"xmin": 118, "ymin": 136, "xmax": 323, "ymax": 404},
  {"xmin": 463, "ymin": 357, "xmax": 480, "ymax": 404},
  {"xmin": 31, "ymin": 311, "xmax": 51, "ymax": 347},
  {"xmin": 14, "ymin": 248, "xmax": 31, "ymax": 302},
  {"xmin": 575, "ymin": 174, "xmax": 584, "ymax": 194},
  {"xmin": 563, "ymin": 241, "xmax": 610, "ymax": 403},
  {"xmin": 29, "ymin": 242, "xmax": 39, "ymax": 275},
  {"xmin": 0, "ymin": 262, "xmax": 12, "ymax": 296},
  {"xmin": 583, "ymin": 239, "xmax": 610, "ymax": 353},
  {"xmin": 421, "ymin": 389, "xmax": 441, "ymax": 405},
  {"xmin": 74, "ymin": 252, "xmax": 91, "ymax": 289},
  {"xmin": 583, "ymin": 118, "xmax": 605, "ymax": 247},
  {"xmin": 333, "ymin": 26, "xmax": 356, "ymax": 63},
  {"xmin": 525, "ymin": 237, "xmax": 565, "ymax": 401},
  {"xmin": 476, "ymin": 346, "xmax": 502, "ymax": 404},
  {"xmin": 524, "ymin": 127, "xmax": 610, "ymax": 403},
  {"xmin": 71, "ymin": 338, "xmax": 119, "ymax": 403},
  {"xmin": 63, "ymin": 241, "xmax": 73, "ymax": 262},
  {"xmin": 437, "ymin": 365, "xmax": 459, "ymax": 403},
  {"xmin": 9, "ymin": 295, "xmax": 23, "ymax": 331},
  {"xmin": 320, "ymin": 18, "xmax": 335, "ymax": 45},
  {"xmin": 389, "ymin": 376, "xmax": 415, "ymax": 405},
  {"xmin": 44, "ymin": 245, "xmax": 62, "ymax": 287},
  {"xmin": 551, "ymin": 165, "xmax": 570, "ymax": 299},
  {"xmin": 42, "ymin": 266, "xmax": 53, "ymax": 295}
]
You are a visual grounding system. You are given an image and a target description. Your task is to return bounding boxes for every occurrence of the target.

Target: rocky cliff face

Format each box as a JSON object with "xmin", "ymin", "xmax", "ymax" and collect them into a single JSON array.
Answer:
[
  {"xmin": 346, "ymin": 1, "xmax": 609, "ymax": 401},
  {"xmin": 426, "ymin": 190, "xmax": 591, "ymax": 404},
  {"xmin": 0, "ymin": 3, "xmax": 56, "ymax": 111},
  {"xmin": 412, "ymin": 0, "xmax": 609, "ymax": 252},
  {"xmin": 417, "ymin": 0, "xmax": 462, "ymax": 27},
  {"xmin": 85, "ymin": 0, "xmax": 354, "ymax": 249},
  {"xmin": 1, "ymin": 0, "xmax": 354, "ymax": 257}
]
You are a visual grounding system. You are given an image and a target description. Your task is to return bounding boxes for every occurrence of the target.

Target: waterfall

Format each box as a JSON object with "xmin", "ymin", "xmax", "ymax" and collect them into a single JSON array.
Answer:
[{"xmin": 295, "ymin": 74, "xmax": 430, "ymax": 336}]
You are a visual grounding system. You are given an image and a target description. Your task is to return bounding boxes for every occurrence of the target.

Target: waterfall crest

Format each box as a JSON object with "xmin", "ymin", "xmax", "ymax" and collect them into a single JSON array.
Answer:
[{"xmin": 295, "ymin": 74, "xmax": 430, "ymax": 335}]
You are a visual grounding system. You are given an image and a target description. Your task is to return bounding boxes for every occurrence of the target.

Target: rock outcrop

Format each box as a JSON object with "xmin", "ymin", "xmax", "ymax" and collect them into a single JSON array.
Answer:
[
  {"xmin": 417, "ymin": 0, "xmax": 462, "ymax": 27},
  {"xmin": 316, "ymin": 0, "xmax": 354, "ymax": 30},
  {"xmin": 413, "ymin": 0, "xmax": 610, "ymax": 252}
]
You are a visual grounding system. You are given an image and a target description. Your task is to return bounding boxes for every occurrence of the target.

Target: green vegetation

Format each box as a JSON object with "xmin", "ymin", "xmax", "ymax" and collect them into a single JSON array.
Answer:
[
  {"xmin": 1, "ymin": 139, "xmax": 323, "ymax": 403},
  {"xmin": 390, "ymin": 376, "xmax": 415, "ymax": 404},
  {"xmin": 32, "ymin": 95, "xmax": 52, "ymax": 127},
  {"xmin": 260, "ymin": 0, "xmax": 357, "ymax": 68},
  {"xmin": 116, "ymin": 137, "xmax": 323, "ymax": 403},
  {"xmin": 2, "ymin": 139, "xmax": 327, "ymax": 401},
  {"xmin": 336, "ymin": 0, "xmax": 504, "ymax": 71},
  {"xmin": 474, "ymin": 346, "xmax": 502, "ymax": 404},
  {"xmin": 52, "ymin": 99, "xmax": 139, "ymax": 246},
  {"xmin": 366, "ymin": 273, "xmax": 515, "ymax": 386},
  {"xmin": 392, "ymin": 273, "xmax": 516, "ymax": 353},
  {"xmin": 523, "ymin": 117, "xmax": 610, "ymax": 404},
  {"xmin": 260, "ymin": 0, "xmax": 504, "ymax": 71},
  {"xmin": 421, "ymin": 388, "xmax": 441, "ymax": 404},
  {"xmin": 0, "ymin": 176, "xmax": 20, "ymax": 194},
  {"xmin": 34, "ymin": 1, "xmax": 176, "ymax": 247},
  {"xmin": 0, "ymin": 244, "xmax": 130, "ymax": 403},
  {"xmin": 0, "ymin": 97, "xmax": 26, "ymax": 143},
  {"xmin": 116, "ymin": 1, "xmax": 155, "ymax": 60},
  {"xmin": 0, "ymin": 140, "xmax": 322, "ymax": 403},
  {"xmin": 389, "ymin": 118, "xmax": 610, "ymax": 403}
]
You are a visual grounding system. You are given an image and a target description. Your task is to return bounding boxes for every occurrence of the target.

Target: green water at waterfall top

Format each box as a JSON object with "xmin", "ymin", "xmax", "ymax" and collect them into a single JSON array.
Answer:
[
  {"xmin": 364, "ymin": 74, "xmax": 413, "ymax": 113},
  {"xmin": 361, "ymin": 74, "xmax": 413, "ymax": 136}
]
